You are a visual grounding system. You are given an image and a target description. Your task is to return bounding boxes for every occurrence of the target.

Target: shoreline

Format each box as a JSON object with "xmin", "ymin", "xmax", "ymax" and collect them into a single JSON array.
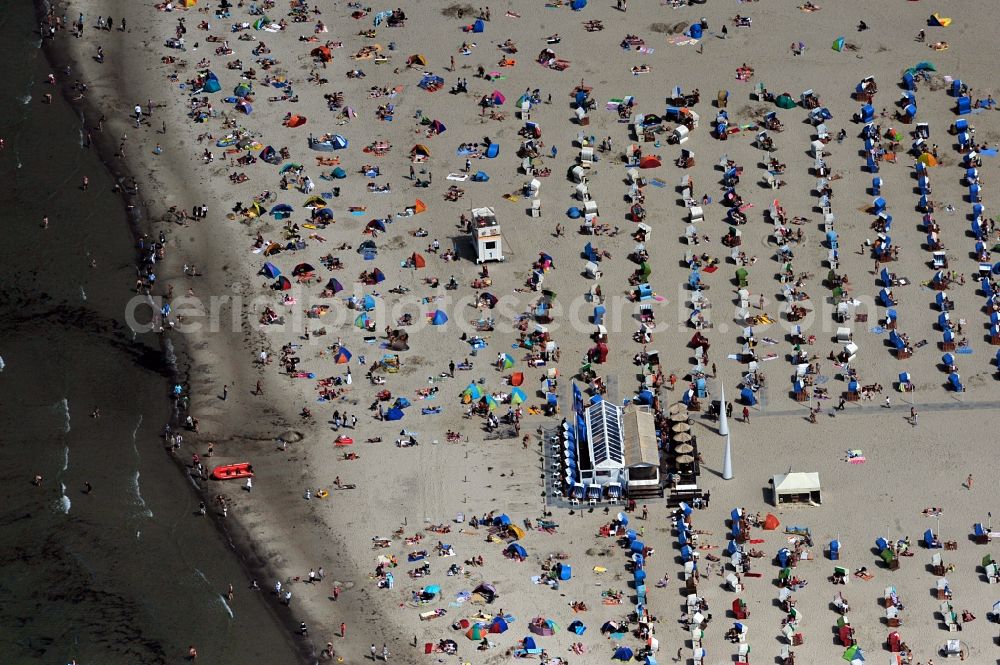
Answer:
[{"xmin": 34, "ymin": 2, "xmax": 325, "ymax": 662}]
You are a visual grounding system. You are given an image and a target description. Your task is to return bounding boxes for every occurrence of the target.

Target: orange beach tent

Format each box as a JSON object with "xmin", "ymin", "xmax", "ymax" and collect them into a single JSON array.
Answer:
[{"xmin": 311, "ymin": 46, "xmax": 333, "ymax": 62}]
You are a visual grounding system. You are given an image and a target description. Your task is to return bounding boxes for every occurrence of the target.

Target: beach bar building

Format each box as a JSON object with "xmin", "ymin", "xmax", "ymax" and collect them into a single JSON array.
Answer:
[
  {"xmin": 621, "ymin": 405, "xmax": 662, "ymax": 497},
  {"xmin": 578, "ymin": 400, "xmax": 624, "ymax": 499},
  {"xmin": 771, "ymin": 472, "xmax": 822, "ymax": 506},
  {"xmin": 471, "ymin": 206, "xmax": 504, "ymax": 264},
  {"xmin": 575, "ymin": 400, "xmax": 661, "ymax": 500}
]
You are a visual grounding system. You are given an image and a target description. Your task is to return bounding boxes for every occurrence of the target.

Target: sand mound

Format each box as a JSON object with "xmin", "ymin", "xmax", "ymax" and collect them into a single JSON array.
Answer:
[{"xmin": 441, "ymin": 3, "xmax": 475, "ymax": 18}]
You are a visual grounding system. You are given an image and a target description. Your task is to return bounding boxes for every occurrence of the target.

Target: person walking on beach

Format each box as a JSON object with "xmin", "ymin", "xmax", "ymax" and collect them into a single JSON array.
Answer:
[
  {"xmin": 382, "ymin": 644, "xmax": 390, "ymax": 661},
  {"xmin": 134, "ymin": 104, "xmax": 143, "ymax": 127},
  {"xmin": 910, "ymin": 407, "xmax": 917, "ymax": 426},
  {"xmin": 967, "ymin": 474, "xmax": 973, "ymax": 490},
  {"xmin": 340, "ymin": 621, "xmax": 346, "ymax": 638},
  {"xmin": 81, "ymin": 175, "xmax": 89, "ymax": 190},
  {"xmin": 370, "ymin": 644, "xmax": 377, "ymax": 660},
  {"xmin": 245, "ymin": 477, "xmax": 252, "ymax": 492},
  {"xmin": 254, "ymin": 379, "xmax": 264, "ymax": 395},
  {"xmin": 742, "ymin": 406, "xmax": 750, "ymax": 424},
  {"xmin": 884, "ymin": 395, "xmax": 891, "ymax": 408},
  {"xmin": 222, "ymin": 384, "xmax": 228, "ymax": 401}
]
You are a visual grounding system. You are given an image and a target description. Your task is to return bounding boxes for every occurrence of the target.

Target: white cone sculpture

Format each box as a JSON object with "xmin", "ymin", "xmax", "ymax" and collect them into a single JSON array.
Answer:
[
  {"xmin": 720, "ymin": 381, "xmax": 733, "ymax": 480},
  {"xmin": 722, "ymin": 433, "xmax": 733, "ymax": 480},
  {"xmin": 718, "ymin": 381, "xmax": 729, "ymax": 436}
]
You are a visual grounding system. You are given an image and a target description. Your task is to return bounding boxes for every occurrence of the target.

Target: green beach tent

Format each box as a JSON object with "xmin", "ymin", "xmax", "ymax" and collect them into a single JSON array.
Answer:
[{"xmin": 775, "ymin": 94, "xmax": 796, "ymax": 109}]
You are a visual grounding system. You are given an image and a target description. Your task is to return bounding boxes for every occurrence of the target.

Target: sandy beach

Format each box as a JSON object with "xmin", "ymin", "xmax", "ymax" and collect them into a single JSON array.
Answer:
[{"xmin": 37, "ymin": 0, "xmax": 1000, "ymax": 661}]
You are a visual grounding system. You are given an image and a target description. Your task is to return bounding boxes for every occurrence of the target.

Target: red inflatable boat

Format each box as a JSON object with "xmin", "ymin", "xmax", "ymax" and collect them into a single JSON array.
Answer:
[{"xmin": 211, "ymin": 462, "xmax": 254, "ymax": 480}]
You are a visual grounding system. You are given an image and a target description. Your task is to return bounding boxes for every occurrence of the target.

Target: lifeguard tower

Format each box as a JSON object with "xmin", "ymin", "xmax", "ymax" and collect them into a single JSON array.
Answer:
[{"xmin": 471, "ymin": 206, "xmax": 504, "ymax": 264}]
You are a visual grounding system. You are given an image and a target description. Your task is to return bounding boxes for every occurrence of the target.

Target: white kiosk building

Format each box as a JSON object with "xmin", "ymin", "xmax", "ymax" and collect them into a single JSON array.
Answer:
[{"xmin": 471, "ymin": 206, "xmax": 504, "ymax": 264}]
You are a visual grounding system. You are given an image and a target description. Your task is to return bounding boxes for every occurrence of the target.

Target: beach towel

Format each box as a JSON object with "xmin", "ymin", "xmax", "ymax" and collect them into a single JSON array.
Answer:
[
  {"xmin": 637, "ymin": 46, "xmax": 655, "ymax": 54},
  {"xmin": 650, "ymin": 178, "xmax": 666, "ymax": 187}
]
